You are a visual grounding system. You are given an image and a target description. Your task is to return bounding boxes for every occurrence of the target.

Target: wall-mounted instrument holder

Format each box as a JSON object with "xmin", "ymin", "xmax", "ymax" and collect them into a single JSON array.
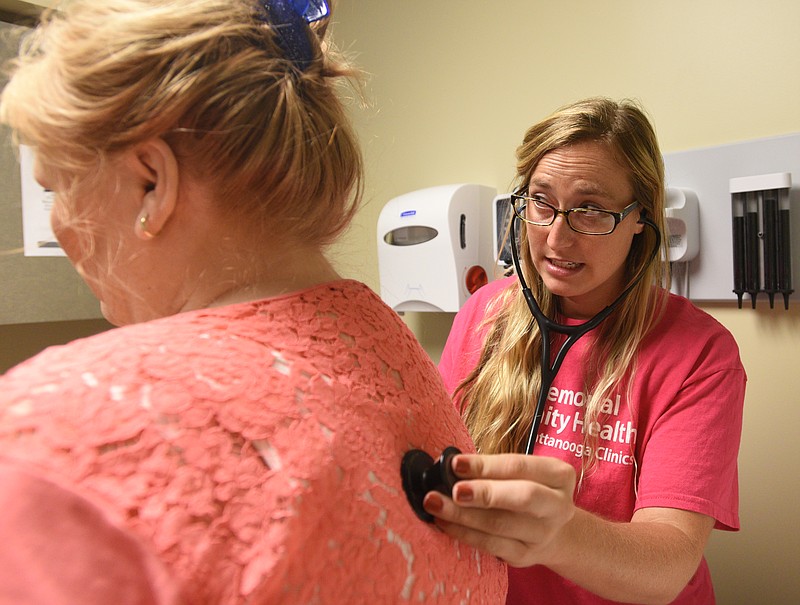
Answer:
[
  {"xmin": 664, "ymin": 133, "xmax": 800, "ymax": 306},
  {"xmin": 730, "ymin": 173, "xmax": 793, "ymax": 309}
]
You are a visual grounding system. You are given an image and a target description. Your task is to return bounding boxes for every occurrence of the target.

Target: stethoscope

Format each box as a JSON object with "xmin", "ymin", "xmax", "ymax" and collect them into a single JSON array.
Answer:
[
  {"xmin": 508, "ymin": 207, "xmax": 662, "ymax": 455},
  {"xmin": 401, "ymin": 203, "xmax": 662, "ymax": 522}
]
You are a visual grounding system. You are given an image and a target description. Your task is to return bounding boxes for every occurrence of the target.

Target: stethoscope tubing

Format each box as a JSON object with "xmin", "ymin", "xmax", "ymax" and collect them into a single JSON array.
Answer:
[{"xmin": 509, "ymin": 213, "xmax": 661, "ymax": 455}]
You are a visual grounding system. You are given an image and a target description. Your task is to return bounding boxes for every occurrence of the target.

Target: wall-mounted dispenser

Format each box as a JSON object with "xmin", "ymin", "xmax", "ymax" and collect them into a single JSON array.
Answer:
[
  {"xmin": 377, "ymin": 184, "xmax": 497, "ymax": 312},
  {"xmin": 730, "ymin": 172, "xmax": 792, "ymax": 309}
]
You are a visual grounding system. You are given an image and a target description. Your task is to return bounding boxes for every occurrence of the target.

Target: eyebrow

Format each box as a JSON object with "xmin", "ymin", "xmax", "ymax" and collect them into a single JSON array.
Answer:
[{"xmin": 528, "ymin": 177, "xmax": 611, "ymax": 198}]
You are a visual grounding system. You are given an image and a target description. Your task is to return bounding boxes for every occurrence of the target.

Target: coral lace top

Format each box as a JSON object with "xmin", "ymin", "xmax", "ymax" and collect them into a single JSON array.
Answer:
[{"xmin": 0, "ymin": 280, "xmax": 506, "ymax": 604}]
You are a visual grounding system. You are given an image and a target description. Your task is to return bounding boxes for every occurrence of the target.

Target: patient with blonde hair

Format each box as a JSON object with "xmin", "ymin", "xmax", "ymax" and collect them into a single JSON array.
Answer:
[{"xmin": 0, "ymin": 1, "xmax": 506, "ymax": 603}]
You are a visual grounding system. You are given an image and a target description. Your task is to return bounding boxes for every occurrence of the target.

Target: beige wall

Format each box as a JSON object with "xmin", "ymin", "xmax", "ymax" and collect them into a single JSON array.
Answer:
[{"xmin": 331, "ymin": 1, "xmax": 800, "ymax": 603}]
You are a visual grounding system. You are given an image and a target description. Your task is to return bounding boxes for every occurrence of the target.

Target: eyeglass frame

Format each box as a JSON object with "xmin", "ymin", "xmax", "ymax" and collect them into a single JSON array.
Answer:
[{"xmin": 510, "ymin": 188, "xmax": 640, "ymax": 236}]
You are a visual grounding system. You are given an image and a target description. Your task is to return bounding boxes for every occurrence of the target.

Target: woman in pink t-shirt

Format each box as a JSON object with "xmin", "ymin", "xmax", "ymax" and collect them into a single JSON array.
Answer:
[
  {"xmin": 0, "ymin": 1, "xmax": 506, "ymax": 603},
  {"xmin": 426, "ymin": 98, "xmax": 746, "ymax": 605}
]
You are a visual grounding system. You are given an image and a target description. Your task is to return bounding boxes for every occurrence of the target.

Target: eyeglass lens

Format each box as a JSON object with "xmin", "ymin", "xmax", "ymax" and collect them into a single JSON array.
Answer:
[{"xmin": 515, "ymin": 198, "xmax": 617, "ymax": 234}]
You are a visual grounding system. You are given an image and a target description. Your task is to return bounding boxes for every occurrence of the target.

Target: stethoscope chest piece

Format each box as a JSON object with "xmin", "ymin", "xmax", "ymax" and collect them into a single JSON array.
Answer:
[{"xmin": 401, "ymin": 446, "xmax": 461, "ymax": 523}]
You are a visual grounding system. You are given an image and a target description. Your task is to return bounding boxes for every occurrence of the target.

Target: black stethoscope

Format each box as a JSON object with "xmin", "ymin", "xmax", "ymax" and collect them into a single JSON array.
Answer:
[
  {"xmin": 401, "ymin": 200, "xmax": 662, "ymax": 522},
  {"xmin": 508, "ymin": 205, "xmax": 662, "ymax": 455}
]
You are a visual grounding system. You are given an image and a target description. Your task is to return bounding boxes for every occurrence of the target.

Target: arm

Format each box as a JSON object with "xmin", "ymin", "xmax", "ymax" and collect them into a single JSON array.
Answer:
[
  {"xmin": 0, "ymin": 464, "xmax": 183, "ymax": 605},
  {"xmin": 551, "ymin": 506, "xmax": 713, "ymax": 604},
  {"xmin": 423, "ymin": 453, "xmax": 713, "ymax": 605}
]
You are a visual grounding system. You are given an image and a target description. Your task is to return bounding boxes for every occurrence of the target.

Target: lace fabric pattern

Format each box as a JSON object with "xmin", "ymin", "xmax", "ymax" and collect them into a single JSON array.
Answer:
[{"xmin": 0, "ymin": 280, "xmax": 507, "ymax": 604}]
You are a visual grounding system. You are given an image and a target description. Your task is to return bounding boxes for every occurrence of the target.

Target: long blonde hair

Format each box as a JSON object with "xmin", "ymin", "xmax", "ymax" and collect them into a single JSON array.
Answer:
[
  {"xmin": 459, "ymin": 98, "xmax": 669, "ymax": 464},
  {"xmin": 0, "ymin": 0, "xmax": 363, "ymax": 246}
]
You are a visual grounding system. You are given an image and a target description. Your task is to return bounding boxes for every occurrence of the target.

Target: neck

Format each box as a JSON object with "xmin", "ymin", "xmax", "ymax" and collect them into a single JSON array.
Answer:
[
  {"xmin": 207, "ymin": 259, "xmax": 342, "ymax": 308},
  {"xmin": 184, "ymin": 238, "xmax": 342, "ymax": 311}
]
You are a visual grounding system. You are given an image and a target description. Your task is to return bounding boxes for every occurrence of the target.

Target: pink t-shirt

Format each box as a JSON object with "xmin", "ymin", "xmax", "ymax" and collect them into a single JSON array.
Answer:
[
  {"xmin": 439, "ymin": 276, "xmax": 746, "ymax": 605},
  {"xmin": 0, "ymin": 280, "xmax": 506, "ymax": 604}
]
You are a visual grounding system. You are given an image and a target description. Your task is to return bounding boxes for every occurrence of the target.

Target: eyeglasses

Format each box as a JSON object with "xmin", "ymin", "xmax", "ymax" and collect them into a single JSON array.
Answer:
[{"xmin": 511, "ymin": 189, "xmax": 639, "ymax": 236}]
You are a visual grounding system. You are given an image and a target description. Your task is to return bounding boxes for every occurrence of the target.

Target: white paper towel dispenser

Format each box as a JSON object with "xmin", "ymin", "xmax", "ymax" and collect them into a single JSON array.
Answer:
[{"xmin": 377, "ymin": 183, "xmax": 497, "ymax": 312}]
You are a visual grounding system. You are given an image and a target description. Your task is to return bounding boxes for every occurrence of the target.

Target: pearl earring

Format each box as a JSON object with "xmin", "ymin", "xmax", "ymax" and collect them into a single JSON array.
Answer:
[{"xmin": 139, "ymin": 213, "xmax": 156, "ymax": 239}]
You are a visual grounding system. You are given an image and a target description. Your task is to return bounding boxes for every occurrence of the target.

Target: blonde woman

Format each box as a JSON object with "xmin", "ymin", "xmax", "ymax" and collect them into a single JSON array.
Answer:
[
  {"xmin": 0, "ymin": 1, "xmax": 506, "ymax": 603},
  {"xmin": 428, "ymin": 98, "xmax": 745, "ymax": 604}
]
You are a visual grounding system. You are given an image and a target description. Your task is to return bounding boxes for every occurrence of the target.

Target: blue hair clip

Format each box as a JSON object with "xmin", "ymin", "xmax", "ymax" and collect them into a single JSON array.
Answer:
[{"xmin": 260, "ymin": 0, "xmax": 330, "ymax": 71}]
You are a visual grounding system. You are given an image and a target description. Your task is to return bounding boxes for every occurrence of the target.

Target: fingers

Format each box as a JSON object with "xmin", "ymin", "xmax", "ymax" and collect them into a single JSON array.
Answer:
[
  {"xmin": 420, "ymin": 454, "xmax": 578, "ymax": 567},
  {"xmin": 423, "ymin": 489, "xmax": 567, "ymax": 566},
  {"xmin": 423, "ymin": 492, "xmax": 532, "ymax": 564},
  {"xmin": 447, "ymin": 454, "xmax": 576, "ymax": 518},
  {"xmin": 453, "ymin": 453, "xmax": 576, "ymax": 491},
  {"xmin": 424, "ymin": 476, "xmax": 573, "ymax": 532},
  {"xmin": 451, "ymin": 477, "xmax": 570, "ymax": 518}
]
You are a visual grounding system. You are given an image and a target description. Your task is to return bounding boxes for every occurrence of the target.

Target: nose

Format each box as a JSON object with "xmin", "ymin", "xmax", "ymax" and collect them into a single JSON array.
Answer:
[{"xmin": 546, "ymin": 212, "xmax": 575, "ymax": 248}]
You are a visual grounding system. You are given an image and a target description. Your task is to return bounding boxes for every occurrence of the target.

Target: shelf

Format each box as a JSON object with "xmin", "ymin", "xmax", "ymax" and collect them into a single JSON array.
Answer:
[{"xmin": 0, "ymin": 0, "xmax": 51, "ymax": 19}]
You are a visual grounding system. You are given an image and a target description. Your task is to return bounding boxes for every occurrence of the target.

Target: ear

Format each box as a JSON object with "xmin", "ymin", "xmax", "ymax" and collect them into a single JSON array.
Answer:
[{"xmin": 128, "ymin": 138, "xmax": 180, "ymax": 240}]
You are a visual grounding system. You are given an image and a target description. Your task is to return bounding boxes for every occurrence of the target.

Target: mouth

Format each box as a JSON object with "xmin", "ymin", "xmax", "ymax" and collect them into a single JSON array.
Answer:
[{"xmin": 549, "ymin": 258, "xmax": 582, "ymax": 270}]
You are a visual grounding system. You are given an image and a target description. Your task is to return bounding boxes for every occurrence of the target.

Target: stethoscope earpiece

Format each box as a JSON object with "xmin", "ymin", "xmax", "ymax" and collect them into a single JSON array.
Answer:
[{"xmin": 401, "ymin": 446, "xmax": 461, "ymax": 522}]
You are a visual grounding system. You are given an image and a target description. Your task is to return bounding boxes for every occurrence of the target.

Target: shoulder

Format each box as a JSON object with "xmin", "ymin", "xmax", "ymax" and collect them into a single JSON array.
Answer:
[
  {"xmin": 469, "ymin": 275, "xmax": 518, "ymax": 311},
  {"xmin": 656, "ymin": 294, "xmax": 740, "ymax": 348},
  {"xmin": 251, "ymin": 279, "xmax": 405, "ymax": 336},
  {"xmin": 644, "ymin": 292, "xmax": 744, "ymax": 375},
  {"xmin": 251, "ymin": 279, "xmax": 434, "ymax": 373},
  {"xmin": 0, "ymin": 280, "xmax": 411, "ymax": 415},
  {"xmin": 0, "ymin": 319, "xmax": 164, "ymax": 399}
]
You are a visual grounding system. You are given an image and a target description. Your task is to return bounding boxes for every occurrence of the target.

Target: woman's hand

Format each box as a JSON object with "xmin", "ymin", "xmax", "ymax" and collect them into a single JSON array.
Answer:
[
  {"xmin": 423, "ymin": 453, "xmax": 716, "ymax": 603},
  {"xmin": 422, "ymin": 453, "xmax": 577, "ymax": 568}
]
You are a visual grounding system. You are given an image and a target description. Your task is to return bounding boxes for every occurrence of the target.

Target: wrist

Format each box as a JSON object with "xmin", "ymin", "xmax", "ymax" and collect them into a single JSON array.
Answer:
[{"xmin": 539, "ymin": 506, "xmax": 588, "ymax": 570}]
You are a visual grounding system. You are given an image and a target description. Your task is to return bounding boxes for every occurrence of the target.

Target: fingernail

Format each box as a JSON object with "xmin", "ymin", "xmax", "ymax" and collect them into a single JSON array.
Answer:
[
  {"xmin": 423, "ymin": 492, "xmax": 443, "ymax": 514},
  {"xmin": 454, "ymin": 484, "xmax": 473, "ymax": 503},
  {"xmin": 453, "ymin": 456, "xmax": 470, "ymax": 475}
]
